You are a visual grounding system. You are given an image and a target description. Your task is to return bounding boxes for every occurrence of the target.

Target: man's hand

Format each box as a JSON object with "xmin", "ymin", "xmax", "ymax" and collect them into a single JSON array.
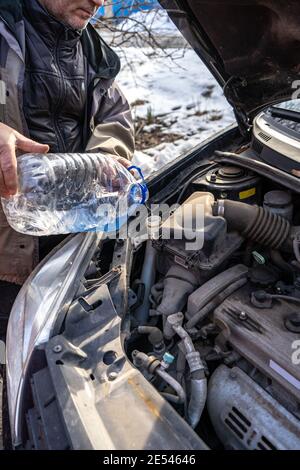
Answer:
[
  {"xmin": 111, "ymin": 155, "xmax": 132, "ymax": 171},
  {"xmin": 0, "ymin": 123, "xmax": 49, "ymax": 198},
  {"xmin": 110, "ymin": 155, "xmax": 137, "ymax": 179}
]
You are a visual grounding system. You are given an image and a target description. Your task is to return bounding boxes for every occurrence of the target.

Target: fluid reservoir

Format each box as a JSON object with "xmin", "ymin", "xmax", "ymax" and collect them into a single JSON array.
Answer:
[
  {"xmin": 192, "ymin": 165, "xmax": 261, "ymax": 204},
  {"xmin": 263, "ymin": 190, "xmax": 293, "ymax": 222}
]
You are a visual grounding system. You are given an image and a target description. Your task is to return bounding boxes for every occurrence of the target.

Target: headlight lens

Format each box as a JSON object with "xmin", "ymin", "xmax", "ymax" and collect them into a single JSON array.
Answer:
[{"xmin": 6, "ymin": 232, "xmax": 101, "ymax": 446}]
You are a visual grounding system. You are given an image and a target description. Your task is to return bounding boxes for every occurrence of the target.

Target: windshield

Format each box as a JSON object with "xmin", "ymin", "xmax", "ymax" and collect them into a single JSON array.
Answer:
[
  {"xmin": 274, "ymin": 100, "xmax": 300, "ymax": 112},
  {"xmin": 266, "ymin": 100, "xmax": 300, "ymax": 132}
]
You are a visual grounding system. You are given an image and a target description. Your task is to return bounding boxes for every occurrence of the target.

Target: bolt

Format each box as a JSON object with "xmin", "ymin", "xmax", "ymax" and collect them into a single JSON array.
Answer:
[
  {"xmin": 239, "ymin": 311, "xmax": 248, "ymax": 321},
  {"xmin": 108, "ymin": 371, "xmax": 118, "ymax": 381},
  {"xmin": 210, "ymin": 173, "xmax": 217, "ymax": 182},
  {"xmin": 53, "ymin": 345, "xmax": 62, "ymax": 354},
  {"xmin": 289, "ymin": 313, "xmax": 300, "ymax": 327},
  {"xmin": 229, "ymin": 370, "xmax": 237, "ymax": 380},
  {"xmin": 285, "ymin": 313, "xmax": 300, "ymax": 333}
]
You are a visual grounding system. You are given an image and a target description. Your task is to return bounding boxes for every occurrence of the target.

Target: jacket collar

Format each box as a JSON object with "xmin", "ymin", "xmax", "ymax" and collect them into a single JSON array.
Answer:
[
  {"xmin": 0, "ymin": 0, "xmax": 23, "ymax": 34},
  {"xmin": 81, "ymin": 25, "xmax": 120, "ymax": 79},
  {"xmin": 23, "ymin": 0, "xmax": 82, "ymax": 48}
]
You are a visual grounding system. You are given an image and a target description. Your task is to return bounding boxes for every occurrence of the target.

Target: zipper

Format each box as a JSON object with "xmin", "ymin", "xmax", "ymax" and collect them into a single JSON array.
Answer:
[
  {"xmin": 82, "ymin": 75, "xmax": 111, "ymax": 148},
  {"xmin": 52, "ymin": 29, "xmax": 67, "ymax": 152}
]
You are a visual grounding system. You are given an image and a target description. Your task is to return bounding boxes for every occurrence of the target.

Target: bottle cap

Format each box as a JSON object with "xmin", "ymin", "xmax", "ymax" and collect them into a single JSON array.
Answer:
[{"xmin": 128, "ymin": 165, "xmax": 148, "ymax": 204}]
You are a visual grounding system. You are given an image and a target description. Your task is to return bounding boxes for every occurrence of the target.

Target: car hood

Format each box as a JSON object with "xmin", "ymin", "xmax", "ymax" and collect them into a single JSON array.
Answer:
[{"xmin": 159, "ymin": 0, "xmax": 300, "ymax": 129}]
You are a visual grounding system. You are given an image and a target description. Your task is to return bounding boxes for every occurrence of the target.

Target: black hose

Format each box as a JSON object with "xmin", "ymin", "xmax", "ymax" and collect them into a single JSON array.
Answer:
[
  {"xmin": 176, "ymin": 350, "xmax": 186, "ymax": 384},
  {"xmin": 253, "ymin": 291, "xmax": 300, "ymax": 305},
  {"xmin": 137, "ymin": 326, "xmax": 165, "ymax": 355},
  {"xmin": 293, "ymin": 232, "xmax": 300, "ymax": 263},
  {"xmin": 214, "ymin": 199, "xmax": 290, "ymax": 249},
  {"xmin": 270, "ymin": 250, "xmax": 294, "ymax": 282},
  {"xmin": 138, "ymin": 326, "xmax": 164, "ymax": 344},
  {"xmin": 271, "ymin": 294, "xmax": 300, "ymax": 304}
]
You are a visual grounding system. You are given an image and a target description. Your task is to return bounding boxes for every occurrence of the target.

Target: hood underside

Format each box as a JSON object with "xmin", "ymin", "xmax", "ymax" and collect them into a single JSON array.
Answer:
[{"xmin": 159, "ymin": 0, "xmax": 300, "ymax": 125}]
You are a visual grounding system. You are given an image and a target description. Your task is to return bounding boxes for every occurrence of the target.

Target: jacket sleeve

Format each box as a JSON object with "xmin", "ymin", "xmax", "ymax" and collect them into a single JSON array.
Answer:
[{"xmin": 85, "ymin": 82, "xmax": 135, "ymax": 161}]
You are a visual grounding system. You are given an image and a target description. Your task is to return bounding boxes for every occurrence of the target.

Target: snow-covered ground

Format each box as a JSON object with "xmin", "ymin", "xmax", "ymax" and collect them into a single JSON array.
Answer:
[{"xmin": 113, "ymin": 10, "xmax": 235, "ymax": 177}]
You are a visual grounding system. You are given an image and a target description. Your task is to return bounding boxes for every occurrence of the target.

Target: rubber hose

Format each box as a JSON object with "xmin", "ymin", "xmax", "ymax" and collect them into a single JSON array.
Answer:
[
  {"xmin": 214, "ymin": 199, "xmax": 290, "ymax": 249},
  {"xmin": 270, "ymin": 250, "xmax": 294, "ymax": 281},
  {"xmin": 156, "ymin": 367, "xmax": 186, "ymax": 405}
]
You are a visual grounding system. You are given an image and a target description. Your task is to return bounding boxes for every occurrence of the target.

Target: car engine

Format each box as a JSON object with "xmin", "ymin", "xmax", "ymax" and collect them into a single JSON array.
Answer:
[{"xmin": 127, "ymin": 162, "xmax": 300, "ymax": 450}]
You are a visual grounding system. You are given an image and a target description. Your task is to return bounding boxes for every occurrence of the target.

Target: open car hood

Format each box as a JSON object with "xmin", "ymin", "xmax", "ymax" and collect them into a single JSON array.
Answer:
[{"xmin": 159, "ymin": 0, "xmax": 300, "ymax": 129}]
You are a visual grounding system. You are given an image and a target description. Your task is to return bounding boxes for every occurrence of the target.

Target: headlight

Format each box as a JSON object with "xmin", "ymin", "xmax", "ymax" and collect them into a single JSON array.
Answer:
[{"xmin": 6, "ymin": 231, "xmax": 102, "ymax": 447}]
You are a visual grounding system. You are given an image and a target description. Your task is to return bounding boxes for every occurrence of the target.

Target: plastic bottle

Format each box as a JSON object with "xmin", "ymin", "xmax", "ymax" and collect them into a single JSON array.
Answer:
[{"xmin": 1, "ymin": 153, "xmax": 148, "ymax": 236}]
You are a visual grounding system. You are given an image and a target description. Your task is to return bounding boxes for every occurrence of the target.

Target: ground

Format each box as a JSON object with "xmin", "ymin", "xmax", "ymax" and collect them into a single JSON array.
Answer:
[{"xmin": 116, "ymin": 46, "xmax": 234, "ymax": 177}]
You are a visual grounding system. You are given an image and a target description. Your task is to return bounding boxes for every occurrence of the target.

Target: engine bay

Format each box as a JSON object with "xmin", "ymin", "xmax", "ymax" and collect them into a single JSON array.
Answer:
[
  {"xmin": 126, "ymin": 155, "xmax": 300, "ymax": 450},
  {"xmin": 19, "ymin": 119, "xmax": 300, "ymax": 450}
]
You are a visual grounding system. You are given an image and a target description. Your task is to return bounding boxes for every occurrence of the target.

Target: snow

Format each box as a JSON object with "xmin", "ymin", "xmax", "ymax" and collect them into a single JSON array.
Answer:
[
  {"xmin": 112, "ymin": 9, "xmax": 235, "ymax": 178},
  {"xmin": 117, "ymin": 47, "xmax": 235, "ymax": 177}
]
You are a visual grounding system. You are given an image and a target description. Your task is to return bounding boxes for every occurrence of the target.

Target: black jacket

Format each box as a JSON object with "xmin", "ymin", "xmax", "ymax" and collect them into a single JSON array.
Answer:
[{"xmin": 23, "ymin": 0, "xmax": 119, "ymax": 152}]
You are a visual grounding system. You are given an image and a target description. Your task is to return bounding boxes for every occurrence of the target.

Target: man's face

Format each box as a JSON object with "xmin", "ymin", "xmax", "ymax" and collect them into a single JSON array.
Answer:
[{"xmin": 38, "ymin": 0, "xmax": 104, "ymax": 30}]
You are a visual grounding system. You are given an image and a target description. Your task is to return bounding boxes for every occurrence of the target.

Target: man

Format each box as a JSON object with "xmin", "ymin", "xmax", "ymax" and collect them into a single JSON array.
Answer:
[{"xmin": 0, "ymin": 0, "xmax": 135, "ymax": 318}]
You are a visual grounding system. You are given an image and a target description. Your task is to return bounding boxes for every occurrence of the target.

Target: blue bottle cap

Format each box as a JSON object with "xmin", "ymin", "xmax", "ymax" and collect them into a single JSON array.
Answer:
[{"xmin": 128, "ymin": 165, "xmax": 148, "ymax": 204}]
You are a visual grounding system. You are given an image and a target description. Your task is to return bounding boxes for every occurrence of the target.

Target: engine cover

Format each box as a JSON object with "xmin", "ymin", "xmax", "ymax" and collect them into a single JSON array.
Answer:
[
  {"xmin": 213, "ymin": 284, "xmax": 300, "ymax": 402},
  {"xmin": 207, "ymin": 365, "xmax": 300, "ymax": 450},
  {"xmin": 252, "ymin": 109, "xmax": 300, "ymax": 172}
]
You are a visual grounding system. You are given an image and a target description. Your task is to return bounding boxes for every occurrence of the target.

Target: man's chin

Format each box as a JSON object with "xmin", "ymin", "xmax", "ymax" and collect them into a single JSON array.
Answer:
[
  {"xmin": 65, "ymin": 10, "xmax": 94, "ymax": 30},
  {"xmin": 67, "ymin": 17, "xmax": 90, "ymax": 30}
]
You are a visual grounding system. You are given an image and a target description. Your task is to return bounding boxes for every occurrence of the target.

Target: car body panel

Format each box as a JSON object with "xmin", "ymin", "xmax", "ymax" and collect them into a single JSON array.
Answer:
[{"xmin": 44, "ymin": 282, "xmax": 207, "ymax": 450}]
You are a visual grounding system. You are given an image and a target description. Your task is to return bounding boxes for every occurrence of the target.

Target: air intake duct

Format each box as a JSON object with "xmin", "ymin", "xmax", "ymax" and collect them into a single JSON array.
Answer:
[{"xmin": 213, "ymin": 199, "xmax": 290, "ymax": 249}]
